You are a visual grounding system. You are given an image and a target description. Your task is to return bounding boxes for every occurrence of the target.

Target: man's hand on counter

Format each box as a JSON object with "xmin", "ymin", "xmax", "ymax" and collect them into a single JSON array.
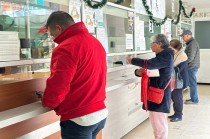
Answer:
[
  {"xmin": 35, "ymin": 91, "xmax": 48, "ymax": 108},
  {"xmin": 35, "ymin": 91, "xmax": 43, "ymax": 99}
]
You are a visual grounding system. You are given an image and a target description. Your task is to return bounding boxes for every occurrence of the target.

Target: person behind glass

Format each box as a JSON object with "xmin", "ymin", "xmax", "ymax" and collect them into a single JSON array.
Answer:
[
  {"xmin": 127, "ymin": 34, "xmax": 174, "ymax": 139},
  {"xmin": 42, "ymin": 11, "xmax": 108, "ymax": 139},
  {"xmin": 168, "ymin": 39, "xmax": 189, "ymax": 122},
  {"xmin": 180, "ymin": 30, "xmax": 200, "ymax": 104}
]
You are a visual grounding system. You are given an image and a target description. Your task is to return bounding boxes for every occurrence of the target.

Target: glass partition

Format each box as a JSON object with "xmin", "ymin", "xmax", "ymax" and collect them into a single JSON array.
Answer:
[
  {"xmin": 0, "ymin": 1, "xmax": 27, "ymax": 36},
  {"xmin": 0, "ymin": 0, "xmax": 69, "ymax": 80},
  {"xmin": 135, "ymin": 14, "xmax": 161, "ymax": 50},
  {"xmin": 171, "ymin": 24, "xmax": 179, "ymax": 39},
  {"xmin": 103, "ymin": 5, "xmax": 134, "ymax": 53},
  {"xmin": 108, "ymin": 0, "xmax": 132, "ymax": 8},
  {"xmin": 29, "ymin": 1, "xmax": 68, "ymax": 59},
  {"xmin": 181, "ymin": 22, "xmax": 192, "ymax": 31},
  {"xmin": 0, "ymin": 63, "xmax": 50, "ymax": 85},
  {"xmin": 0, "ymin": 0, "xmax": 69, "ymax": 60}
]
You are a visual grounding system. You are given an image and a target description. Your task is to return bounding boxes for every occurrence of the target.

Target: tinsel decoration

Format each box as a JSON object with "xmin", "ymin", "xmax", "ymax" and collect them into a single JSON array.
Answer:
[
  {"xmin": 83, "ymin": 0, "xmax": 107, "ymax": 9},
  {"xmin": 142, "ymin": 0, "xmax": 196, "ymax": 26},
  {"xmin": 83, "ymin": 0, "xmax": 124, "ymax": 9}
]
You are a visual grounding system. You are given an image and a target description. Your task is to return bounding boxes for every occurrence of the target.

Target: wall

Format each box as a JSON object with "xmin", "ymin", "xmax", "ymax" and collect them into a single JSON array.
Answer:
[{"xmin": 192, "ymin": 8, "xmax": 210, "ymax": 83}]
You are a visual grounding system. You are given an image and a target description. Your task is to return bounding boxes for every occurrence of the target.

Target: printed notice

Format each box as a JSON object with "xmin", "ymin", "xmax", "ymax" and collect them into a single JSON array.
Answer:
[
  {"xmin": 96, "ymin": 28, "xmax": 108, "ymax": 53},
  {"xmin": 83, "ymin": 6, "xmax": 95, "ymax": 33},
  {"xmin": 126, "ymin": 34, "xmax": 133, "ymax": 50},
  {"xmin": 94, "ymin": 9, "xmax": 104, "ymax": 27},
  {"xmin": 69, "ymin": 0, "xmax": 81, "ymax": 23}
]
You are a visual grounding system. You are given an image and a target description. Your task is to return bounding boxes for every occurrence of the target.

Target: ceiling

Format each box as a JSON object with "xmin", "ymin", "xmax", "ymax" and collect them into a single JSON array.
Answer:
[
  {"xmin": 182, "ymin": 0, "xmax": 210, "ymax": 9},
  {"xmin": 166, "ymin": 0, "xmax": 210, "ymax": 18}
]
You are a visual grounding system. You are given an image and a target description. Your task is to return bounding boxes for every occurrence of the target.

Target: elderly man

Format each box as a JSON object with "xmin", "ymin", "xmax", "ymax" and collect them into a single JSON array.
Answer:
[{"xmin": 180, "ymin": 30, "xmax": 200, "ymax": 104}]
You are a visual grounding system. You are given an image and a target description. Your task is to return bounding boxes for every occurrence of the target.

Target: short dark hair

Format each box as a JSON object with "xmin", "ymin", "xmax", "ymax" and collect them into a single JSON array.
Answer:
[
  {"xmin": 170, "ymin": 39, "xmax": 182, "ymax": 51},
  {"xmin": 46, "ymin": 11, "xmax": 75, "ymax": 29}
]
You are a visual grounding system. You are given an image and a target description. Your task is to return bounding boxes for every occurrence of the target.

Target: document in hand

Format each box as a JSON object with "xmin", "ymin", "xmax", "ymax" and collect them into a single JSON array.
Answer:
[{"xmin": 136, "ymin": 52, "xmax": 159, "ymax": 77}]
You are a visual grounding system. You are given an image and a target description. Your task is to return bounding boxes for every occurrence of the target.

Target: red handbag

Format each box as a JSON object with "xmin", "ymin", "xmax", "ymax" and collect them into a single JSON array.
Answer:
[
  {"xmin": 141, "ymin": 60, "xmax": 171, "ymax": 108},
  {"xmin": 147, "ymin": 79, "xmax": 171, "ymax": 104},
  {"xmin": 141, "ymin": 60, "xmax": 149, "ymax": 110}
]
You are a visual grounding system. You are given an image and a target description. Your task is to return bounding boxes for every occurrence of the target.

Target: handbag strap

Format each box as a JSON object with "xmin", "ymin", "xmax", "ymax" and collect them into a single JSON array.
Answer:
[
  {"xmin": 174, "ymin": 50, "xmax": 182, "ymax": 63},
  {"xmin": 144, "ymin": 60, "xmax": 148, "ymax": 71},
  {"xmin": 163, "ymin": 79, "xmax": 171, "ymax": 90},
  {"xmin": 176, "ymin": 67, "xmax": 182, "ymax": 79}
]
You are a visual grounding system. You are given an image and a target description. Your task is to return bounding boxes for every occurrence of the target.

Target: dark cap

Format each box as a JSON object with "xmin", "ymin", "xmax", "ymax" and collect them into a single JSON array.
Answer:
[{"xmin": 180, "ymin": 30, "xmax": 192, "ymax": 36}]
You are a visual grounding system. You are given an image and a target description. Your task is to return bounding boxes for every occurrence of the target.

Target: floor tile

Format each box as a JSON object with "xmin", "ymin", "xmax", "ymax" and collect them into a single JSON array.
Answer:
[{"xmin": 122, "ymin": 84, "xmax": 210, "ymax": 139}]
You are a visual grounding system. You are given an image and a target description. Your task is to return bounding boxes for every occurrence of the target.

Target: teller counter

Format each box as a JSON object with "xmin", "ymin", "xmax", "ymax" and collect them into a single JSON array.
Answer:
[{"xmin": 0, "ymin": 52, "xmax": 155, "ymax": 139}]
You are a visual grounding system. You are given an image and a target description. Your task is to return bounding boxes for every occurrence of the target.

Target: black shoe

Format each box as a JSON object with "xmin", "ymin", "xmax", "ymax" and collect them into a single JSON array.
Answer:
[
  {"xmin": 184, "ymin": 100, "xmax": 198, "ymax": 105},
  {"xmin": 170, "ymin": 117, "xmax": 182, "ymax": 122},
  {"xmin": 168, "ymin": 115, "xmax": 174, "ymax": 119},
  {"xmin": 185, "ymin": 99, "xmax": 192, "ymax": 102}
]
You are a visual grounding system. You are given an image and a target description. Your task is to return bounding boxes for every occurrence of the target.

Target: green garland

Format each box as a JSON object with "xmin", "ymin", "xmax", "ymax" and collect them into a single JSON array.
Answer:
[
  {"xmin": 83, "ymin": 0, "xmax": 195, "ymax": 25},
  {"xmin": 83, "ymin": 0, "xmax": 107, "ymax": 9},
  {"xmin": 171, "ymin": 0, "xmax": 182, "ymax": 24},
  {"xmin": 142, "ymin": 0, "xmax": 167, "ymax": 26},
  {"xmin": 142, "ymin": 0, "xmax": 195, "ymax": 26},
  {"xmin": 181, "ymin": 5, "xmax": 195, "ymax": 18},
  {"xmin": 83, "ymin": 0, "xmax": 124, "ymax": 9}
]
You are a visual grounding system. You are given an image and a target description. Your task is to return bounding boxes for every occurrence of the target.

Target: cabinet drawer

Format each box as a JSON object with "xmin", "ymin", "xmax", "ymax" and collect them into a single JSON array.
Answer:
[{"xmin": 105, "ymin": 85, "xmax": 129, "ymax": 110}]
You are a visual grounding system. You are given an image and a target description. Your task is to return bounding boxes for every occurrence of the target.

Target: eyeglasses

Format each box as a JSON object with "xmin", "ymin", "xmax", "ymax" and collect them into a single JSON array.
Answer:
[{"xmin": 150, "ymin": 42, "xmax": 157, "ymax": 45}]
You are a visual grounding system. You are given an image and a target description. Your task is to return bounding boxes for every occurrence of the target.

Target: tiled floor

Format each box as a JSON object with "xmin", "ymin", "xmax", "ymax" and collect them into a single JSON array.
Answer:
[{"xmin": 122, "ymin": 84, "xmax": 210, "ymax": 139}]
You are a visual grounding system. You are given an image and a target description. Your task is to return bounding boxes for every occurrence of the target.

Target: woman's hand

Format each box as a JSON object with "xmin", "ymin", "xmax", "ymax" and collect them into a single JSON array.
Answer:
[
  {"xmin": 127, "ymin": 57, "xmax": 133, "ymax": 64},
  {"xmin": 135, "ymin": 68, "xmax": 144, "ymax": 77}
]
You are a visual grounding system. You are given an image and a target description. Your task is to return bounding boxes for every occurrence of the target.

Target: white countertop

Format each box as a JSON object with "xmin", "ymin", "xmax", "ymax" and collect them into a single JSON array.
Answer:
[
  {"xmin": 0, "ymin": 102, "xmax": 50, "ymax": 128},
  {"xmin": 0, "ymin": 72, "xmax": 141, "ymax": 128}
]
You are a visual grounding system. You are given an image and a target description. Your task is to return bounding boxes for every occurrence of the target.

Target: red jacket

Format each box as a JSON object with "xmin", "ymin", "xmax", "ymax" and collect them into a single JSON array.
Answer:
[{"xmin": 42, "ymin": 22, "xmax": 107, "ymax": 121}]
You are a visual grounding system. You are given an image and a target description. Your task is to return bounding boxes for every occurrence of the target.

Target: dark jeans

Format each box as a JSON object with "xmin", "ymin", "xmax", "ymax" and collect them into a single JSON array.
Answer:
[
  {"xmin": 60, "ymin": 118, "xmax": 106, "ymax": 139},
  {"xmin": 171, "ymin": 89, "xmax": 183, "ymax": 118}
]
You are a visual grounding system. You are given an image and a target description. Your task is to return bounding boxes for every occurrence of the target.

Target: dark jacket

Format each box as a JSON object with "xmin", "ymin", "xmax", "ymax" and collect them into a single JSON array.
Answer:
[
  {"xmin": 42, "ymin": 22, "xmax": 107, "ymax": 121},
  {"xmin": 132, "ymin": 48, "xmax": 174, "ymax": 113},
  {"xmin": 185, "ymin": 37, "xmax": 200, "ymax": 69},
  {"xmin": 175, "ymin": 61, "xmax": 189, "ymax": 89}
]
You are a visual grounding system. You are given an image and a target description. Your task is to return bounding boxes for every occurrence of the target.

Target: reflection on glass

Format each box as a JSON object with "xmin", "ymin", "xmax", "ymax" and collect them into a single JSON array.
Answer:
[
  {"xmin": 0, "ymin": 1, "xmax": 25, "ymax": 34},
  {"xmin": 0, "ymin": 0, "xmax": 69, "ymax": 60},
  {"xmin": 29, "ymin": 1, "xmax": 68, "ymax": 59}
]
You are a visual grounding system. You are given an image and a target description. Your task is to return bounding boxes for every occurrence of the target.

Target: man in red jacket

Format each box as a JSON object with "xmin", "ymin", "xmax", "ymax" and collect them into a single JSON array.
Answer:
[{"xmin": 42, "ymin": 11, "xmax": 108, "ymax": 139}]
